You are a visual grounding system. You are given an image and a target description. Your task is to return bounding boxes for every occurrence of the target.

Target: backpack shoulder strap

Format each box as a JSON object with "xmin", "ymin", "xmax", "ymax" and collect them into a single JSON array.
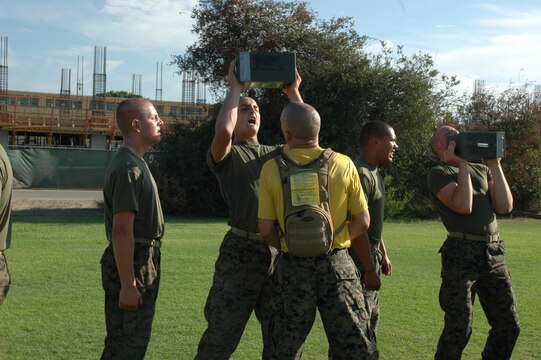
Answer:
[{"xmin": 319, "ymin": 148, "xmax": 347, "ymax": 237}]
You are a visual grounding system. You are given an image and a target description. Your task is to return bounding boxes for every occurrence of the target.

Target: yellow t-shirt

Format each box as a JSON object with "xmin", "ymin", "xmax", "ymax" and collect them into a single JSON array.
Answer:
[{"xmin": 258, "ymin": 146, "xmax": 368, "ymax": 251}]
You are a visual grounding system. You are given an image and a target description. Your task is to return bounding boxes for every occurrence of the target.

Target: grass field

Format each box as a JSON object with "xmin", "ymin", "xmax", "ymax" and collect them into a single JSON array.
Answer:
[{"xmin": 0, "ymin": 214, "xmax": 539, "ymax": 359}]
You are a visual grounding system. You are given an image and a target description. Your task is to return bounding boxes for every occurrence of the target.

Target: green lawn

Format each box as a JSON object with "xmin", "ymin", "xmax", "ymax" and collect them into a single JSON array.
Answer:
[{"xmin": 1, "ymin": 215, "xmax": 539, "ymax": 359}]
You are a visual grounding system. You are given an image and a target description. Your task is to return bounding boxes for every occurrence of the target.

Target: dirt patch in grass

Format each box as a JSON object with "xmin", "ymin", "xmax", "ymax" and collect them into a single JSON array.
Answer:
[{"xmin": 12, "ymin": 199, "xmax": 103, "ymax": 216}]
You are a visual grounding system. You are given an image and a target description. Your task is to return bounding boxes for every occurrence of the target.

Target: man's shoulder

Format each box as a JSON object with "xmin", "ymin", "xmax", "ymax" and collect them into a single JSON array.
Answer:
[
  {"xmin": 329, "ymin": 151, "xmax": 354, "ymax": 168},
  {"xmin": 109, "ymin": 150, "xmax": 140, "ymax": 167},
  {"xmin": 106, "ymin": 151, "xmax": 144, "ymax": 177},
  {"xmin": 356, "ymin": 162, "xmax": 376, "ymax": 177},
  {"xmin": 430, "ymin": 161, "xmax": 487, "ymax": 174},
  {"xmin": 468, "ymin": 162, "xmax": 488, "ymax": 171},
  {"xmin": 327, "ymin": 149, "xmax": 348, "ymax": 160},
  {"xmin": 231, "ymin": 142, "xmax": 280, "ymax": 156},
  {"xmin": 429, "ymin": 161, "xmax": 454, "ymax": 174},
  {"xmin": 261, "ymin": 156, "xmax": 279, "ymax": 173}
]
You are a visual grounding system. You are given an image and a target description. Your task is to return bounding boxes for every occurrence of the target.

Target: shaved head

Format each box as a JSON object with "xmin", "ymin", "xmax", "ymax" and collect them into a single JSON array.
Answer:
[
  {"xmin": 430, "ymin": 125, "xmax": 459, "ymax": 155},
  {"xmin": 116, "ymin": 98, "xmax": 153, "ymax": 135},
  {"xmin": 280, "ymin": 102, "xmax": 320, "ymax": 143}
]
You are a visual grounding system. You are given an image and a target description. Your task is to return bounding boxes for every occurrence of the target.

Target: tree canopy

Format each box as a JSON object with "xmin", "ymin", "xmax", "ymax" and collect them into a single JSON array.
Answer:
[{"xmin": 157, "ymin": 0, "xmax": 540, "ymax": 217}]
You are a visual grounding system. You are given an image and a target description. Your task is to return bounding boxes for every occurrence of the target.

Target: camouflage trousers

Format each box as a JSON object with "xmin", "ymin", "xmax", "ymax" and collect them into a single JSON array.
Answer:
[
  {"xmin": 0, "ymin": 250, "xmax": 10, "ymax": 305},
  {"xmin": 195, "ymin": 231, "xmax": 277, "ymax": 360},
  {"xmin": 349, "ymin": 242, "xmax": 383, "ymax": 334},
  {"xmin": 435, "ymin": 237, "xmax": 520, "ymax": 360},
  {"xmin": 271, "ymin": 249, "xmax": 379, "ymax": 360},
  {"xmin": 100, "ymin": 243, "xmax": 161, "ymax": 360}
]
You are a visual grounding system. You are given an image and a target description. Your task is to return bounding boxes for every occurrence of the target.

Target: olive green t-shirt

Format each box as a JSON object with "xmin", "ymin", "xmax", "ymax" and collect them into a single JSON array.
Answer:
[
  {"xmin": 207, "ymin": 140, "xmax": 280, "ymax": 233},
  {"xmin": 428, "ymin": 161, "xmax": 498, "ymax": 235},
  {"xmin": 103, "ymin": 147, "xmax": 164, "ymax": 242},
  {"xmin": 0, "ymin": 145, "xmax": 12, "ymax": 251},
  {"xmin": 355, "ymin": 157, "xmax": 384, "ymax": 243}
]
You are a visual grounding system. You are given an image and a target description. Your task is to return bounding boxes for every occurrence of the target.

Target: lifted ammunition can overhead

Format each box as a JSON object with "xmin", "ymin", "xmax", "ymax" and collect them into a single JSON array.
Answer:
[
  {"xmin": 236, "ymin": 52, "xmax": 296, "ymax": 89},
  {"xmin": 447, "ymin": 132, "xmax": 505, "ymax": 159}
]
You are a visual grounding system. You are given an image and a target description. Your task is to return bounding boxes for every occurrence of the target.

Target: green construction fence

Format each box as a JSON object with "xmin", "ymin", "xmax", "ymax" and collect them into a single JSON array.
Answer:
[{"xmin": 6, "ymin": 148, "xmax": 116, "ymax": 189}]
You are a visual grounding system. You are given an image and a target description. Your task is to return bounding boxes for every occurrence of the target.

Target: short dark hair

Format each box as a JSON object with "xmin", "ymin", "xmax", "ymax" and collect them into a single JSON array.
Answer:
[
  {"xmin": 115, "ymin": 98, "xmax": 151, "ymax": 135},
  {"xmin": 359, "ymin": 121, "xmax": 393, "ymax": 148}
]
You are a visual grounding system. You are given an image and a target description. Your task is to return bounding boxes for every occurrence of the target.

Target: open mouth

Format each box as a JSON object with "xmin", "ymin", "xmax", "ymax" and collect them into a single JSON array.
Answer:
[{"xmin": 248, "ymin": 119, "xmax": 256, "ymax": 125}]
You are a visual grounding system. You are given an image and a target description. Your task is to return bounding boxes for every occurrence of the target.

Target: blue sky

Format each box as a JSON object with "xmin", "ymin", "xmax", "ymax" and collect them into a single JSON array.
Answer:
[{"xmin": 1, "ymin": 0, "xmax": 540, "ymax": 102}]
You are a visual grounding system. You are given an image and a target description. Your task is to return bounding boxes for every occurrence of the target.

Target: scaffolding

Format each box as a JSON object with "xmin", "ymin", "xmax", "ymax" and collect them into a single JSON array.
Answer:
[
  {"xmin": 60, "ymin": 68, "xmax": 71, "ymax": 97},
  {"xmin": 0, "ymin": 89, "xmax": 211, "ymax": 138},
  {"xmin": 0, "ymin": 36, "xmax": 7, "ymax": 93},
  {"xmin": 76, "ymin": 56, "xmax": 84, "ymax": 96},
  {"xmin": 155, "ymin": 62, "xmax": 163, "ymax": 102},
  {"xmin": 92, "ymin": 46, "xmax": 107, "ymax": 112},
  {"xmin": 181, "ymin": 65, "xmax": 206, "ymax": 105},
  {"xmin": 534, "ymin": 85, "xmax": 541, "ymax": 105},
  {"xmin": 197, "ymin": 81, "xmax": 207, "ymax": 104},
  {"xmin": 182, "ymin": 70, "xmax": 196, "ymax": 104},
  {"xmin": 474, "ymin": 79, "xmax": 486, "ymax": 95},
  {"xmin": 132, "ymin": 74, "xmax": 142, "ymax": 96}
]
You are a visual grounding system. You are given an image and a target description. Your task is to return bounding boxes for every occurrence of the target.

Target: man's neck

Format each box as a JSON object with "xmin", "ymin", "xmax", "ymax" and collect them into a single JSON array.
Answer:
[
  {"xmin": 359, "ymin": 149, "xmax": 378, "ymax": 166},
  {"xmin": 234, "ymin": 134, "xmax": 258, "ymax": 143},
  {"xmin": 121, "ymin": 140, "xmax": 146, "ymax": 159},
  {"xmin": 289, "ymin": 141, "xmax": 318, "ymax": 149}
]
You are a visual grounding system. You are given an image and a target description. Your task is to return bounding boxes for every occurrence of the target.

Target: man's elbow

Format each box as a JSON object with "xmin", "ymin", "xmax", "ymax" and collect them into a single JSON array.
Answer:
[
  {"xmin": 456, "ymin": 204, "xmax": 473, "ymax": 215},
  {"xmin": 358, "ymin": 221, "xmax": 369, "ymax": 235},
  {"xmin": 258, "ymin": 219, "xmax": 273, "ymax": 239},
  {"xmin": 360, "ymin": 211, "xmax": 370, "ymax": 233},
  {"xmin": 349, "ymin": 211, "xmax": 370, "ymax": 238},
  {"xmin": 495, "ymin": 203, "xmax": 513, "ymax": 215}
]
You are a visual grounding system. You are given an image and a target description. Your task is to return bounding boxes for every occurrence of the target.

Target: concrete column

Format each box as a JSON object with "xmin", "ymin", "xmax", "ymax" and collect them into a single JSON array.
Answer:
[
  {"xmin": 0, "ymin": 131, "xmax": 9, "ymax": 148},
  {"xmin": 91, "ymin": 134, "xmax": 107, "ymax": 149}
]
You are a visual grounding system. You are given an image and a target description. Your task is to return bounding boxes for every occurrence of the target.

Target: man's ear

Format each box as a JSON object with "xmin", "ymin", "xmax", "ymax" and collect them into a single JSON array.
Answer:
[
  {"xmin": 132, "ymin": 119, "xmax": 140, "ymax": 131},
  {"xmin": 283, "ymin": 129, "xmax": 293, "ymax": 143}
]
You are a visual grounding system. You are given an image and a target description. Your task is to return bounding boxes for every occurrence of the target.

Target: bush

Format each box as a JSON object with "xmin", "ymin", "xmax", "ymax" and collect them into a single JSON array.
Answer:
[{"xmin": 383, "ymin": 176, "xmax": 413, "ymax": 219}]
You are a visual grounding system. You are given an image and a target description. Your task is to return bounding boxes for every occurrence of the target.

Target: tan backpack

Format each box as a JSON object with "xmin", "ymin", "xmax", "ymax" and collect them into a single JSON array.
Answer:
[{"xmin": 274, "ymin": 148, "xmax": 346, "ymax": 257}]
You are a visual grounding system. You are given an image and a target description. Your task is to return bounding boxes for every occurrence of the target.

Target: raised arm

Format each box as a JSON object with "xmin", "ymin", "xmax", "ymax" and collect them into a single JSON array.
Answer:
[
  {"xmin": 210, "ymin": 60, "xmax": 250, "ymax": 164},
  {"xmin": 281, "ymin": 69, "xmax": 303, "ymax": 103},
  {"xmin": 483, "ymin": 158, "xmax": 513, "ymax": 214},
  {"xmin": 437, "ymin": 140, "xmax": 473, "ymax": 215}
]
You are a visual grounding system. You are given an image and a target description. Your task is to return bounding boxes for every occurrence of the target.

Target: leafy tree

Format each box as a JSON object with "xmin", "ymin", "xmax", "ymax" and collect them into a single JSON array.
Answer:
[
  {"xmin": 172, "ymin": 0, "xmax": 317, "ymax": 93},
  {"xmin": 454, "ymin": 85, "xmax": 541, "ymax": 213},
  {"xmin": 162, "ymin": 0, "xmax": 460, "ymax": 216},
  {"xmin": 150, "ymin": 116, "xmax": 225, "ymax": 216},
  {"xmin": 359, "ymin": 45, "xmax": 459, "ymax": 217}
]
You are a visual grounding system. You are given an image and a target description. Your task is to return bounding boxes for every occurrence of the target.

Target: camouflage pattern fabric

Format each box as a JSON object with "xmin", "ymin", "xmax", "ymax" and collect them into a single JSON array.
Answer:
[
  {"xmin": 0, "ymin": 250, "xmax": 10, "ymax": 305},
  {"xmin": 349, "ymin": 243, "xmax": 383, "ymax": 334},
  {"xmin": 100, "ymin": 243, "xmax": 161, "ymax": 360},
  {"xmin": 196, "ymin": 231, "xmax": 277, "ymax": 360},
  {"xmin": 270, "ymin": 249, "xmax": 379, "ymax": 360},
  {"xmin": 435, "ymin": 237, "xmax": 520, "ymax": 360}
]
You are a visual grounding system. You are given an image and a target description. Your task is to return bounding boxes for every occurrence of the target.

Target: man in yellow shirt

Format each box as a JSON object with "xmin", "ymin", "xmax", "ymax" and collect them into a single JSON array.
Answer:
[
  {"xmin": 0, "ymin": 144, "xmax": 13, "ymax": 305},
  {"xmin": 258, "ymin": 102, "xmax": 379, "ymax": 359}
]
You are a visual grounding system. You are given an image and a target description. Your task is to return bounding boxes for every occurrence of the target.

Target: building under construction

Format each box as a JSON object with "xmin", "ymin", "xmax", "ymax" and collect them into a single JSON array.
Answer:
[
  {"xmin": 0, "ymin": 89, "xmax": 210, "ymax": 150},
  {"xmin": 0, "ymin": 40, "xmax": 211, "ymax": 150}
]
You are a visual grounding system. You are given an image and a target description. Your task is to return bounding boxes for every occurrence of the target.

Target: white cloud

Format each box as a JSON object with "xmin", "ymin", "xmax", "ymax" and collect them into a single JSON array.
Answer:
[
  {"xmin": 2, "ymin": 0, "xmax": 197, "ymax": 51},
  {"xmin": 76, "ymin": 0, "xmax": 198, "ymax": 51},
  {"xmin": 429, "ymin": 5, "xmax": 541, "ymax": 93},
  {"xmin": 2, "ymin": 0, "xmax": 200, "ymax": 98}
]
